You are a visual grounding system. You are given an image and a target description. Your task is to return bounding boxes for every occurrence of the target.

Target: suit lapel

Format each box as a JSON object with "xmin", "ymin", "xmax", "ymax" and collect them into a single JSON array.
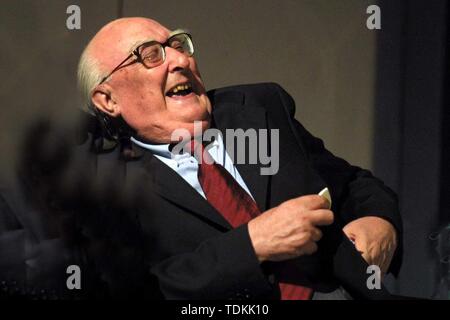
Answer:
[
  {"xmin": 211, "ymin": 91, "xmax": 270, "ymax": 212},
  {"xmin": 134, "ymin": 146, "xmax": 232, "ymax": 230}
]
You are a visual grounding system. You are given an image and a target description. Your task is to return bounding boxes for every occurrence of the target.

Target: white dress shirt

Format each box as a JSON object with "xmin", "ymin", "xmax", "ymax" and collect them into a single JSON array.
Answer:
[{"xmin": 131, "ymin": 134, "xmax": 254, "ymax": 200}]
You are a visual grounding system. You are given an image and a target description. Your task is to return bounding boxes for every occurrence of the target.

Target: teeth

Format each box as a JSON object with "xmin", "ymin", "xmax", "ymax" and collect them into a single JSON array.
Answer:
[{"xmin": 170, "ymin": 83, "xmax": 192, "ymax": 94}]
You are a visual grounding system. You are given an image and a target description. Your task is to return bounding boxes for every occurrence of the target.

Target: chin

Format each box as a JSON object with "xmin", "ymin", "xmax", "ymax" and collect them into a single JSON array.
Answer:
[{"xmin": 177, "ymin": 118, "xmax": 210, "ymax": 140}]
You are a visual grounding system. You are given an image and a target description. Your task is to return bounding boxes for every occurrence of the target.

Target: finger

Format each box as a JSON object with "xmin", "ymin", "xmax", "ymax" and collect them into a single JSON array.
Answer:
[
  {"xmin": 310, "ymin": 227, "xmax": 323, "ymax": 242},
  {"xmin": 353, "ymin": 235, "xmax": 369, "ymax": 257},
  {"xmin": 380, "ymin": 254, "xmax": 389, "ymax": 275},
  {"xmin": 301, "ymin": 242, "xmax": 318, "ymax": 256},
  {"xmin": 371, "ymin": 246, "xmax": 383, "ymax": 269},
  {"xmin": 380, "ymin": 245, "xmax": 395, "ymax": 274},
  {"xmin": 342, "ymin": 227, "xmax": 356, "ymax": 242},
  {"xmin": 342, "ymin": 222, "xmax": 355, "ymax": 237},
  {"xmin": 364, "ymin": 241, "xmax": 389, "ymax": 272},
  {"xmin": 360, "ymin": 250, "xmax": 372, "ymax": 265},
  {"xmin": 308, "ymin": 209, "xmax": 334, "ymax": 226},
  {"xmin": 293, "ymin": 195, "xmax": 330, "ymax": 210}
]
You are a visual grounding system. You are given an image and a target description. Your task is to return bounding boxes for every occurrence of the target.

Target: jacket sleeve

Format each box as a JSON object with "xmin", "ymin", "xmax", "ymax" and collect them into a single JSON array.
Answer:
[
  {"xmin": 272, "ymin": 83, "xmax": 403, "ymax": 275},
  {"xmin": 148, "ymin": 224, "xmax": 276, "ymax": 300}
]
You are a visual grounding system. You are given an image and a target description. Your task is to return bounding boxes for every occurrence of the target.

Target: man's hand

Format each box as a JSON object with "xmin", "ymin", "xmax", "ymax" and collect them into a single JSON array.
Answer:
[
  {"xmin": 343, "ymin": 216, "xmax": 397, "ymax": 274},
  {"xmin": 248, "ymin": 195, "xmax": 334, "ymax": 262}
]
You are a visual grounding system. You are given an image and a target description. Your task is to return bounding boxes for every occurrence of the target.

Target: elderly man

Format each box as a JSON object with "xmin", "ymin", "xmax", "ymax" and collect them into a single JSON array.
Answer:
[{"xmin": 75, "ymin": 17, "xmax": 401, "ymax": 300}]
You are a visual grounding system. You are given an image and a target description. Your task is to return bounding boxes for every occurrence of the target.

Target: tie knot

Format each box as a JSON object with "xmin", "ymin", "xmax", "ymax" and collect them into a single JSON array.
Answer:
[{"xmin": 186, "ymin": 139, "xmax": 214, "ymax": 165}]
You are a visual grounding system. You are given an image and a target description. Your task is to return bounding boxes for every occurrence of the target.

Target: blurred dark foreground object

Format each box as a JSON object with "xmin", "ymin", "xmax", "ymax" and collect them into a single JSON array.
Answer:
[{"xmin": 0, "ymin": 112, "xmax": 161, "ymax": 299}]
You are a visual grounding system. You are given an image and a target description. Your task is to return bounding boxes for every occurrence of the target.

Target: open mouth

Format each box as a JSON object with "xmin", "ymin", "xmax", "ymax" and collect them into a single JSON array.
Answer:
[{"xmin": 166, "ymin": 82, "xmax": 194, "ymax": 97}]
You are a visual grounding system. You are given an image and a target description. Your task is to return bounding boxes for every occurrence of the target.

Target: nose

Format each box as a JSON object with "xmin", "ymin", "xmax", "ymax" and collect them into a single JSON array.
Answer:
[{"xmin": 165, "ymin": 47, "xmax": 190, "ymax": 72}]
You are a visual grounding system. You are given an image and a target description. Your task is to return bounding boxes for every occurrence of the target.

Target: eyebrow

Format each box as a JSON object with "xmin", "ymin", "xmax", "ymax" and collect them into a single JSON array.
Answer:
[{"xmin": 127, "ymin": 28, "xmax": 190, "ymax": 53}]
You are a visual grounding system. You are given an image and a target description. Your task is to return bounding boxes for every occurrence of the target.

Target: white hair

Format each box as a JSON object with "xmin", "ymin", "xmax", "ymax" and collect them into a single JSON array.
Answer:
[{"xmin": 77, "ymin": 45, "xmax": 106, "ymax": 115}]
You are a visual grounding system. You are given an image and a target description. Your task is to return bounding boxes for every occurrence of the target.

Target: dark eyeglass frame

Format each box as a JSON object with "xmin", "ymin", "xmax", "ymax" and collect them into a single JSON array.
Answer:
[{"xmin": 98, "ymin": 30, "xmax": 194, "ymax": 85}]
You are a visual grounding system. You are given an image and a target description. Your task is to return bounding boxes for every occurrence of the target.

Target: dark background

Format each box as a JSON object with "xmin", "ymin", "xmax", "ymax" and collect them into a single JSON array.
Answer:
[
  {"xmin": 0, "ymin": 0, "xmax": 448, "ymax": 299},
  {"xmin": 373, "ymin": 0, "xmax": 449, "ymax": 298}
]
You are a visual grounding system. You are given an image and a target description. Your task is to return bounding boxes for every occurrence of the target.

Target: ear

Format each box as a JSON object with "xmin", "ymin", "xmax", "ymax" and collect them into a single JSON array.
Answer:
[{"xmin": 91, "ymin": 85, "xmax": 121, "ymax": 117}]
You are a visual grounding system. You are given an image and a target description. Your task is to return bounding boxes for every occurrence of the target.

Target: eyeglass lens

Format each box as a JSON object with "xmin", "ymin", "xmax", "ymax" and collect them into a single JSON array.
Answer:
[{"xmin": 138, "ymin": 33, "xmax": 193, "ymax": 68}]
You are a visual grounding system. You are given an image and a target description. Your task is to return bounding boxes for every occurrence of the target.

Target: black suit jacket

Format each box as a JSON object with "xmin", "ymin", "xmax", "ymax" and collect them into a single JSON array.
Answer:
[
  {"xmin": 66, "ymin": 82, "xmax": 401, "ymax": 300},
  {"xmin": 3, "ymin": 82, "xmax": 402, "ymax": 300}
]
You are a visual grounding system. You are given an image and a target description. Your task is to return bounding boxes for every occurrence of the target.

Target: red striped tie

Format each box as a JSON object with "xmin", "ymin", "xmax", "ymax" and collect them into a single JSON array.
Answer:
[{"xmin": 191, "ymin": 140, "xmax": 313, "ymax": 300}]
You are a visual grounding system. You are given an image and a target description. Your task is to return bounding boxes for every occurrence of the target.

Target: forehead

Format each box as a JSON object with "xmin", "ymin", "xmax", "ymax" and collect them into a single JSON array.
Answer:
[
  {"xmin": 118, "ymin": 20, "xmax": 171, "ymax": 50},
  {"xmin": 130, "ymin": 29, "xmax": 190, "ymax": 50},
  {"xmin": 91, "ymin": 18, "xmax": 172, "ymax": 69}
]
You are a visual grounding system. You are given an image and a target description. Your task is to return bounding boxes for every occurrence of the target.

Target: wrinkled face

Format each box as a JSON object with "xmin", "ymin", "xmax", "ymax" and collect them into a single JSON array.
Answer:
[{"xmin": 91, "ymin": 18, "xmax": 212, "ymax": 143}]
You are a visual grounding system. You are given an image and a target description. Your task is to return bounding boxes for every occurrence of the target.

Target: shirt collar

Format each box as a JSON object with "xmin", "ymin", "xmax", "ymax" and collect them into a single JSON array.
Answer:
[
  {"xmin": 130, "ymin": 133, "xmax": 223, "ymax": 160},
  {"xmin": 130, "ymin": 136, "xmax": 173, "ymax": 159}
]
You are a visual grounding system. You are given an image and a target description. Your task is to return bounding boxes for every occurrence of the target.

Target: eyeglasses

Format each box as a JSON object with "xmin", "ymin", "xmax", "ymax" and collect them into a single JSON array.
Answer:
[{"xmin": 98, "ymin": 31, "xmax": 194, "ymax": 85}]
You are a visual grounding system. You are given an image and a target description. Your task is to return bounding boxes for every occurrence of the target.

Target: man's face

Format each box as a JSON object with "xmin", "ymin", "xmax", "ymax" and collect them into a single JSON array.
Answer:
[{"xmin": 91, "ymin": 18, "xmax": 212, "ymax": 143}]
